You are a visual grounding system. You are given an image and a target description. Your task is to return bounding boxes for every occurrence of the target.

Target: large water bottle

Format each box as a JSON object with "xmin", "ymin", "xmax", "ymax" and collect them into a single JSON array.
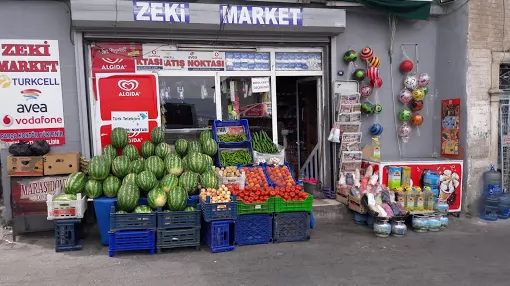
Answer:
[
  {"xmin": 498, "ymin": 189, "xmax": 510, "ymax": 219},
  {"xmin": 483, "ymin": 164, "xmax": 502, "ymax": 196}
]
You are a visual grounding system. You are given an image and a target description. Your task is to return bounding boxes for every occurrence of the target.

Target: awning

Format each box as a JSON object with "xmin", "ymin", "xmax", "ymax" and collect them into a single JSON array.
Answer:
[{"xmin": 343, "ymin": 0, "xmax": 433, "ymax": 20}]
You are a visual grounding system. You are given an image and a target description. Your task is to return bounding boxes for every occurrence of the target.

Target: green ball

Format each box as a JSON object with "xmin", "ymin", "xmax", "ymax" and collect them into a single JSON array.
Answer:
[
  {"xmin": 420, "ymin": 86, "xmax": 429, "ymax": 96},
  {"xmin": 373, "ymin": 104, "xmax": 382, "ymax": 114},
  {"xmin": 399, "ymin": 109, "xmax": 412, "ymax": 121},
  {"xmin": 361, "ymin": 102, "xmax": 373, "ymax": 114}
]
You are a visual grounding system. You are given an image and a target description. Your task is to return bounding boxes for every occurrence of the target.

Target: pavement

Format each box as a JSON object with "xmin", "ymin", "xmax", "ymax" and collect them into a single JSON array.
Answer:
[{"xmin": 1, "ymin": 215, "xmax": 510, "ymax": 286}]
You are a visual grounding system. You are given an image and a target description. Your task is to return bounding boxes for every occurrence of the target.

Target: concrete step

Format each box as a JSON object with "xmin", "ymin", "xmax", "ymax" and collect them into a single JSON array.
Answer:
[{"xmin": 312, "ymin": 199, "xmax": 348, "ymax": 220}]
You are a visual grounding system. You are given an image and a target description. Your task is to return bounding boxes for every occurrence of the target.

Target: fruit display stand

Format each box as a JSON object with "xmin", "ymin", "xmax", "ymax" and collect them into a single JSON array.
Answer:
[
  {"xmin": 200, "ymin": 195, "xmax": 238, "ymax": 222},
  {"xmin": 46, "ymin": 193, "xmax": 87, "ymax": 220},
  {"xmin": 216, "ymin": 142, "xmax": 254, "ymax": 168},
  {"xmin": 212, "ymin": 119, "xmax": 252, "ymax": 144}
]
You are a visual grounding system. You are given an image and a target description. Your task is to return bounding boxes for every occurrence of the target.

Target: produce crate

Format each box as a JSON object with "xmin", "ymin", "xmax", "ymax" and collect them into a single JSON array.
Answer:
[
  {"xmin": 273, "ymin": 212, "xmax": 311, "ymax": 243},
  {"xmin": 215, "ymin": 142, "xmax": 254, "ymax": 168},
  {"xmin": 156, "ymin": 206, "xmax": 201, "ymax": 229},
  {"xmin": 235, "ymin": 214, "xmax": 272, "ymax": 246},
  {"xmin": 274, "ymin": 195, "xmax": 313, "ymax": 213},
  {"xmin": 237, "ymin": 197, "xmax": 275, "ymax": 215},
  {"xmin": 242, "ymin": 164, "xmax": 273, "ymax": 186},
  {"xmin": 202, "ymin": 219, "xmax": 235, "ymax": 253},
  {"xmin": 108, "ymin": 230, "xmax": 156, "ymax": 257},
  {"xmin": 218, "ymin": 171, "xmax": 246, "ymax": 190},
  {"xmin": 47, "ymin": 193, "xmax": 87, "ymax": 220},
  {"xmin": 156, "ymin": 227, "xmax": 201, "ymax": 253},
  {"xmin": 110, "ymin": 206, "xmax": 157, "ymax": 232},
  {"xmin": 54, "ymin": 219, "xmax": 82, "ymax": 252},
  {"xmin": 200, "ymin": 195, "xmax": 238, "ymax": 222},
  {"xmin": 187, "ymin": 195, "xmax": 199, "ymax": 207},
  {"xmin": 212, "ymin": 119, "xmax": 252, "ymax": 145},
  {"xmin": 265, "ymin": 162, "xmax": 299, "ymax": 186}
]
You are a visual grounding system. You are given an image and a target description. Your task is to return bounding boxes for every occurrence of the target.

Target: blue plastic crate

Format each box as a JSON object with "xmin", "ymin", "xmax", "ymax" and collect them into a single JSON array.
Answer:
[
  {"xmin": 108, "ymin": 230, "xmax": 156, "ymax": 257},
  {"xmin": 54, "ymin": 219, "xmax": 82, "ymax": 252},
  {"xmin": 265, "ymin": 162, "xmax": 299, "ymax": 186},
  {"xmin": 156, "ymin": 205, "xmax": 201, "ymax": 229},
  {"xmin": 202, "ymin": 219, "xmax": 235, "ymax": 253},
  {"xmin": 110, "ymin": 206, "xmax": 157, "ymax": 232},
  {"xmin": 200, "ymin": 195, "xmax": 238, "ymax": 222},
  {"xmin": 215, "ymin": 141, "xmax": 254, "ymax": 168},
  {"xmin": 240, "ymin": 164, "xmax": 273, "ymax": 187},
  {"xmin": 235, "ymin": 214, "xmax": 272, "ymax": 246},
  {"xmin": 212, "ymin": 119, "xmax": 252, "ymax": 144},
  {"xmin": 156, "ymin": 227, "xmax": 201, "ymax": 253},
  {"xmin": 187, "ymin": 195, "xmax": 199, "ymax": 207},
  {"xmin": 273, "ymin": 212, "xmax": 311, "ymax": 243}
]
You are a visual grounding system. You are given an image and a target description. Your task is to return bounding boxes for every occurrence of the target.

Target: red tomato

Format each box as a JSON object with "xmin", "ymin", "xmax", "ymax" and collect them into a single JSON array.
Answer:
[{"xmin": 270, "ymin": 191, "xmax": 276, "ymax": 197}]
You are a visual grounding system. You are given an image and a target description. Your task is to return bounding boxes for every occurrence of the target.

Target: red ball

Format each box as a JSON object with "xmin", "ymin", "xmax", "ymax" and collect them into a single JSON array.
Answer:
[
  {"xmin": 372, "ymin": 77, "xmax": 383, "ymax": 88},
  {"xmin": 400, "ymin": 59, "xmax": 414, "ymax": 73},
  {"xmin": 410, "ymin": 113, "xmax": 423, "ymax": 126}
]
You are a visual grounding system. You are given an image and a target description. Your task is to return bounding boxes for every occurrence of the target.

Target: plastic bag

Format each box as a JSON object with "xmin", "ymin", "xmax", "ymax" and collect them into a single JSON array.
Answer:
[
  {"xmin": 30, "ymin": 140, "xmax": 50, "ymax": 155},
  {"xmin": 8, "ymin": 140, "xmax": 33, "ymax": 156},
  {"xmin": 253, "ymin": 145, "xmax": 285, "ymax": 165}
]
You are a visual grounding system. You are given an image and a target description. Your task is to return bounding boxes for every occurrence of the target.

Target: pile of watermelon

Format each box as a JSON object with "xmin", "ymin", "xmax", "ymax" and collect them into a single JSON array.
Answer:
[{"xmin": 62, "ymin": 127, "xmax": 219, "ymax": 214}]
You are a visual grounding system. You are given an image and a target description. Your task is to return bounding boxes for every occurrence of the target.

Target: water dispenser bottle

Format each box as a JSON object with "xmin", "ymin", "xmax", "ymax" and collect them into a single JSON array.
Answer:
[
  {"xmin": 483, "ymin": 164, "xmax": 502, "ymax": 196},
  {"xmin": 480, "ymin": 165, "xmax": 502, "ymax": 221},
  {"xmin": 498, "ymin": 189, "xmax": 510, "ymax": 219}
]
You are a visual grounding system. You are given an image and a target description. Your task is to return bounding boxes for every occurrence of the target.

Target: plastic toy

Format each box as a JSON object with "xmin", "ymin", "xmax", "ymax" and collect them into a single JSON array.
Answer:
[
  {"xmin": 419, "ymin": 86, "xmax": 429, "ymax": 96},
  {"xmin": 418, "ymin": 73, "xmax": 430, "ymax": 86},
  {"xmin": 360, "ymin": 47, "xmax": 374, "ymax": 60},
  {"xmin": 411, "ymin": 88, "xmax": 425, "ymax": 101},
  {"xmin": 410, "ymin": 113, "xmax": 424, "ymax": 126},
  {"xmin": 398, "ymin": 123, "xmax": 412, "ymax": 142},
  {"xmin": 372, "ymin": 77, "xmax": 383, "ymax": 88},
  {"xmin": 370, "ymin": 124, "xmax": 383, "ymax": 136},
  {"xmin": 398, "ymin": 89, "xmax": 412, "ymax": 104},
  {"xmin": 360, "ymin": 84, "xmax": 373, "ymax": 98},
  {"xmin": 368, "ymin": 56, "xmax": 380, "ymax": 67},
  {"xmin": 368, "ymin": 66, "xmax": 379, "ymax": 81},
  {"xmin": 352, "ymin": 68, "xmax": 366, "ymax": 81},
  {"xmin": 400, "ymin": 59, "xmax": 414, "ymax": 73},
  {"xmin": 373, "ymin": 104, "xmax": 383, "ymax": 114},
  {"xmin": 399, "ymin": 108, "xmax": 412, "ymax": 121},
  {"xmin": 361, "ymin": 102, "xmax": 374, "ymax": 114},
  {"xmin": 343, "ymin": 50, "xmax": 358, "ymax": 63},
  {"xmin": 404, "ymin": 75, "xmax": 418, "ymax": 90},
  {"xmin": 410, "ymin": 99, "xmax": 424, "ymax": 111}
]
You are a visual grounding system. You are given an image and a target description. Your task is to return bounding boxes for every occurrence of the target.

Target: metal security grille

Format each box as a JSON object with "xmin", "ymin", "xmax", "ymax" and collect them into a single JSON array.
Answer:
[
  {"xmin": 499, "ymin": 64, "xmax": 510, "ymax": 189},
  {"xmin": 500, "ymin": 64, "xmax": 510, "ymax": 91}
]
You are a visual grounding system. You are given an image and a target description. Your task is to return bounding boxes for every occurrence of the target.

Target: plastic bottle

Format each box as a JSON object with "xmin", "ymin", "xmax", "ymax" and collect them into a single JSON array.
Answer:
[
  {"xmin": 370, "ymin": 137, "xmax": 381, "ymax": 162},
  {"xmin": 498, "ymin": 189, "xmax": 510, "ymax": 219},
  {"xmin": 481, "ymin": 190, "xmax": 500, "ymax": 221},
  {"xmin": 415, "ymin": 189, "xmax": 425, "ymax": 211},
  {"xmin": 298, "ymin": 171, "xmax": 305, "ymax": 187},
  {"xmin": 423, "ymin": 186, "xmax": 435, "ymax": 211},
  {"xmin": 483, "ymin": 164, "xmax": 502, "ymax": 196},
  {"xmin": 405, "ymin": 187, "xmax": 415, "ymax": 211}
]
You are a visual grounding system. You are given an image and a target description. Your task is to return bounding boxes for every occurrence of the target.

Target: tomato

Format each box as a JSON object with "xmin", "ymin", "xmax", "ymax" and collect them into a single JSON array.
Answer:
[{"xmin": 269, "ymin": 191, "xmax": 276, "ymax": 197}]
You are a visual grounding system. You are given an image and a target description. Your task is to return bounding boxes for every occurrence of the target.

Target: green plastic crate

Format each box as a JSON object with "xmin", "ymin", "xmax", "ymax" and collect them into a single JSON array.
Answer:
[
  {"xmin": 237, "ymin": 197, "xmax": 275, "ymax": 215},
  {"xmin": 274, "ymin": 195, "xmax": 313, "ymax": 213}
]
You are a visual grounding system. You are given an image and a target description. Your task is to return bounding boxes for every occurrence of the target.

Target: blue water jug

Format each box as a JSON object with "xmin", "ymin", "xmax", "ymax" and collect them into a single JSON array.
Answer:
[
  {"xmin": 483, "ymin": 164, "xmax": 502, "ymax": 196},
  {"xmin": 481, "ymin": 191, "xmax": 500, "ymax": 221},
  {"xmin": 498, "ymin": 189, "xmax": 510, "ymax": 219},
  {"xmin": 422, "ymin": 170, "xmax": 440, "ymax": 188}
]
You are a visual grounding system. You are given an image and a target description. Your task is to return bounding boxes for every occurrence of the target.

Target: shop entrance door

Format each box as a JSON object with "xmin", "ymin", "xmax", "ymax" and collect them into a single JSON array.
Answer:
[{"xmin": 296, "ymin": 77, "xmax": 321, "ymax": 179}]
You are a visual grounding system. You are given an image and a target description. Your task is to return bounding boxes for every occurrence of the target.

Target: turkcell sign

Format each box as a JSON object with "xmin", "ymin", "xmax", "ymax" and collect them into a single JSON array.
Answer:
[
  {"xmin": 133, "ymin": 1, "xmax": 190, "ymax": 23},
  {"xmin": 220, "ymin": 5, "xmax": 303, "ymax": 26}
]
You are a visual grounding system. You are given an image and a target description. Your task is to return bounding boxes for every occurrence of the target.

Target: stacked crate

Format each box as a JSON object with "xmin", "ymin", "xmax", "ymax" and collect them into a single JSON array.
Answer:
[
  {"xmin": 47, "ymin": 193, "xmax": 87, "ymax": 252},
  {"xmin": 156, "ymin": 206, "xmax": 201, "ymax": 253},
  {"xmin": 235, "ymin": 197, "xmax": 274, "ymax": 246},
  {"xmin": 200, "ymin": 195, "xmax": 237, "ymax": 253}
]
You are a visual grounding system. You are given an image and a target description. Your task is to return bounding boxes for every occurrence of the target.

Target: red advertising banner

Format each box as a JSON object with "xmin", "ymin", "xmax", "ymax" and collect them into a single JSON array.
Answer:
[
  {"xmin": 441, "ymin": 98, "xmax": 461, "ymax": 156},
  {"xmin": 11, "ymin": 176, "xmax": 67, "ymax": 216},
  {"xmin": 99, "ymin": 121, "xmax": 159, "ymax": 151}
]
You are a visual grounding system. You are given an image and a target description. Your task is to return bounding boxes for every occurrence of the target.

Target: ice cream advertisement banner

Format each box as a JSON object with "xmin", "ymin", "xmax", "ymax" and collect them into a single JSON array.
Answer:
[{"xmin": 0, "ymin": 40, "xmax": 65, "ymax": 145}]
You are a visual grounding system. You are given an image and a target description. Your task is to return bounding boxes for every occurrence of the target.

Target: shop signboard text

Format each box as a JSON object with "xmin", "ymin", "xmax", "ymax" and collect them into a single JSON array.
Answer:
[
  {"xmin": 133, "ymin": 1, "xmax": 190, "ymax": 23},
  {"xmin": 220, "ymin": 5, "xmax": 303, "ymax": 26},
  {"xmin": 11, "ymin": 176, "xmax": 67, "ymax": 216}
]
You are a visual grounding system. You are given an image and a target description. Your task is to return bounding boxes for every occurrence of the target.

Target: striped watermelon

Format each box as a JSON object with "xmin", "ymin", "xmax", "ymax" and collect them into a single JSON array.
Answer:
[
  {"xmin": 130, "ymin": 158, "xmax": 145, "ymax": 174},
  {"xmin": 199, "ymin": 130, "xmax": 213, "ymax": 142},
  {"xmin": 111, "ymin": 156, "xmax": 131, "ymax": 178},
  {"xmin": 122, "ymin": 144, "xmax": 140, "ymax": 161},
  {"xmin": 204, "ymin": 155, "xmax": 214, "ymax": 169},
  {"xmin": 102, "ymin": 144, "xmax": 117, "ymax": 158},
  {"xmin": 159, "ymin": 174, "xmax": 179, "ymax": 192},
  {"xmin": 134, "ymin": 205, "xmax": 152, "ymax": 213},
  {"xmin": 165, "ymin": 152, "xmax": 180, "ymax": 160},
  {"xmin": 103, "ymin": 154, "xmax": 115, "ymax": 167},
  {"xmin": 167, "ymin": 186, "xmax": 187, "ymax": 211},
  {"xmin": 116, "ymin": 210, "xmax": 128, "ymax": 214},
  {"xmin": 147, "ymin": 187, "xmax": 167, "ymax": 210},
  {"xmin": 141, "ymin": 141, "xmax": 155, "ymax": 158},
  {"xmin": 188, "ymin": 141, "xmax": 202, "ymax": 153},
  {"xmin": 201, "ymin": 138, "xmax": 218, "ymax": 156},
  {"xmin": 150, "ymin": 127, "xmax": 165, "ymax": 144},
  {"xmin": 88, "ymin": 156, "xmax": 110, "ymax": 180},
  {"xmin": 123, "ymin": 173, "xmax": 137, "ymax": 186},
  {"xmin": 111, "ymin": 127, "xmax": 128, "ymax": 148},
  {"xmin": 182, "ymin": 154, "xmax": 190, "ymax": 171},
  {"xmin": 175, "ymin": 139, "xmax": 188, "ymax": 156},
  {"xmin": 64, "ymin": 172, "xmax": 88, "ymax": 195},
  {"xmin": 135, "ymin": 170, "xmax": 158, "ymax": 193},
  {"xmin": 200, "ymin": 171, "xmax": 218, "ymax": 189},
  {"xmin": 103, "ymin": 175, "xmax": 122, "ymax": 198},
  {"xmin": 117, "ymin": 183, "xmax": 140, "ymax": 212},
  {"xmin": 84, "ymin": 180, "xmax": 103, "ymax": 198},
  {"xmin": 188, "ymin": 152, "xmax": 207, "ymax": 174},
  {"xmin": 179, "ymin": 171, "xmax": 199, "ymax": 194},
  {"xmin": 155, "ymin": 142, "xmax": 172, "ymax": 159},
  {"xmin": 184, "ymin": 206, "xmax": 196, "ymax": 211},
  {"xmin": 54, "ymin": 194, "xmax": 77, "ymax": 201},
  {"xmin": 144, "ymin": 156, "xmax": 165, "ymax": 179},
  {"xmin": 165, "ymin": 156, "xmax": 183, "ymax": 176}
]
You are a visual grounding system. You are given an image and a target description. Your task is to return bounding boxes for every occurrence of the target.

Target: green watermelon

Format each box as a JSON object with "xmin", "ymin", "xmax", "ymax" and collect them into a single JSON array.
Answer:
[
  {"xmin": 167, "ymin": 186, "xmax": 187, "ymax": 211},
  {"xmin": 150, "ymin": 127, "xmax": 165, "ymax": 144},
  {"xmin": 84, "ymin": 180, "xmax": 103, "ymax": 199},
  {"xmin": 175, "ymin": 139, "xmax": 188, "ymax": 156},
  {"xmin": 122, "ymin": 144, "xmax": 139, "ymax": 161},
  {"xmin": 165, "ymin": 156, "xmax": 184, "ymax": 176},
  {"xmin": 179, "ymin": 171, "xmax": 199, "ymax": 194},
  {"xmin": 103, "ymin": 154, "xmax": 115, "ymax": 167},
  {"xmin": 165, "ymin": 152, "xmax": 180, "ymax": 160},
  {"xmin": 159, "ymin": 174, "xmax": 179, "ymax": 192},
  {"xmin": 64, "ymin": 172, "xmax": 88, "ymax": 194},
  {"xmin": 188, "ymin": 152, "xmax": 206, "ymax": 174},
  {"xmin": 111, "ymin": 127, "xmax": 129, "ymax": 149},
  {"xmin": 141, "ymin": 141, "xmax": 155, "ymax": 159},
  {"xmin": 147, "ymin": 187, "xmax": 167, "ymax": 210},
  {"xmin": 199, "ymin": 130, "xmax": 213, "ymax": 142},
  {"xmin": 133, "ymin": 205, "xmax": 152, "ymax": 213},
  {"xmin": 54, "ymin": 194, "xmax": 78, "ymax": 201},
  {"xmin": 204, "ymin": 155, "xmax": 214, "ymax": 169},
  {"xmin": 188, "ymin": 141, "xmax": 202, "ymax": 153},
  {"xmin": 103, "ymin": 175, "xmax": 122, "ymax": 198},
  {"xmin": 116, "ymin": 210, "xmax": 128, "ymax": 214},
  {"xmin": 182, "ymin": 154, "xmax": 190, "ymax": 171},
  {"xmin": 130, "ymin": 158, "xmax": 145, "ymax": 174},
  {"xmin": 111, "ymin": 156, "xmax": 130, "ymax": 178},
  {"xmin": 102, "ymin": 144, "xmax": 117, "ymax": 158},
  {"xmin": 184, "ymin": 206, "xmax": 196, "ymax": 211},
  {"xmin": 144, "ymin": 156, "xmax": 165, "ymax": 179},
  {"xmin": 88, "ymin": 156, "xmax": 111, "ymax": 180},
  {"xmin": 155, "ymin": 142, "xmax": 172, "ymax": 159},
  {"xmin": 135, "ymin": 170, "xmax": 158, "ymax": 193},
  {"xmin": 200, "ymin": 171, "xmax": 218, "ymax": 189},
  {"xmin": 117, "ymin": 184, "xmax": 140, "ymax": 212},
  {"xmin": 123, "ymin": 173, "xmax": 137, "ymax": 186},
  {"xmin": 201, "ymin": 138, "xmax": 218, "ymax": 156}
]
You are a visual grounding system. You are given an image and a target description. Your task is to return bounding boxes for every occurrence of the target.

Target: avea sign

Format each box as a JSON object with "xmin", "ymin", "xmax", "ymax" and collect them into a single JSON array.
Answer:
[
  {"xmin": 220, "ymin": 5, "xmax": 303, "ymax": 26},
  {"xmin": 133, "ymin": 1, "xmax": 190, "ymax": 23}
]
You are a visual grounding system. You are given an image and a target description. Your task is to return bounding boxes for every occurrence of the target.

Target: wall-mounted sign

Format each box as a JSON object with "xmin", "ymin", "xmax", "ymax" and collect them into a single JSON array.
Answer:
[
  {"xmin": 136, "ymin": 48, "xmax": 226, "ymax": 71},
  {"xmin": 11, "ymin": 176, "xmax": 67, "ymax": 216},
  {"xmin": 275, "ymin": 52, "xmax": 322, "ymax": 71},
  {"xmin": 0, "ymin": 39, "xmax": 65, "ymax": 146},
  {"xmin": 220, "ymin": 5, "xmax": 303, "ymax": 26},
  {"xmin": 225, "ymin": 52, "xmax": 270, "ymax": 71},
  {"xmin": 441, "ymin": 98, "xmax": 460, "ymax": 156},
  {"xmin": 133, "ymin": 1, "xmax": 190, "ymax": 23},
  {"xmin": 251, "ymin": 77, "xmax": 270, "ymax": 93}
]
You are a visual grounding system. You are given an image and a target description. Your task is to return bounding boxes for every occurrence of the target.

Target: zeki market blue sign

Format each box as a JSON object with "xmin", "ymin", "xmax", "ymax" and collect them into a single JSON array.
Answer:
[{"xmin": 133, "ymin": 1, "xmax": 190, "ymax": 23}]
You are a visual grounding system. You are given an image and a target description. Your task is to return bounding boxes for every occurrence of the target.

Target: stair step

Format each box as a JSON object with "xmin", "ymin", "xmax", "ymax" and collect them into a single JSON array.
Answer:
[{"xmin": 312, "ymin": 199, "xmax": 347, "ymax": 220}]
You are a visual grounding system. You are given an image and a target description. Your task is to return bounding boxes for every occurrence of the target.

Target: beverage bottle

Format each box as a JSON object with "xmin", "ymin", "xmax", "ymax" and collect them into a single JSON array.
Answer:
[
  {"xmin": 481, "ymin": 188, "xmax": 500, "ymax": 221},
  {"xmin": 498, "ymin": 189, "xmax": 510, "ymax": 219},
  {"xmin": 483, "ymin": 164, "xmax": 502, "ymax": 196},
  {"xmin": 370, "ymin": 137, "xmax": 381, "ymax": 162}
]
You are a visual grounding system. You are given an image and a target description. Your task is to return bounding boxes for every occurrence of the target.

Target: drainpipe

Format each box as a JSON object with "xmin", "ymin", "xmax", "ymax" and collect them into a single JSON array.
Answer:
[{"xmin": 489, "ymin": 88, "xmax": 501, "ymax": 165}]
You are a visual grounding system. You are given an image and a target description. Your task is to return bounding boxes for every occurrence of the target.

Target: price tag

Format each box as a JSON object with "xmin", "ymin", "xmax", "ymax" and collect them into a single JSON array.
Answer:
[{"xmin": 255, "ymin": 205, "xmax": 262, "ymax": 209}]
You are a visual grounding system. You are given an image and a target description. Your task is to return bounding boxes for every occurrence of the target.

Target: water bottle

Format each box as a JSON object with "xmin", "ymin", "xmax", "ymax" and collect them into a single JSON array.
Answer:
[
  {"xmin": 483, "ymin": 164, "xmax": 502, "ymax": 196},
  {"xmin": 498, "ymin": 189, "xmax": 510, "ymax": 219},
  {"xmin": 481, "ymin": 189, "xmax": 500, "ymax": 221}
]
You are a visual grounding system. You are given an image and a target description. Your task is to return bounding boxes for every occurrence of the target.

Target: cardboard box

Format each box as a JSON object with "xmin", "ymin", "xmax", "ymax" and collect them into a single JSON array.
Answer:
[
  {"xmin": 336, "ymin": 185, "xmax": 350, "ymax": 205},
  {"xmin": 348, "ymin": 195, "xmax": 367, "ymax": 214},
  {"xmin": 7, "ymin": 156, "xmax": 44, "ymax": 176},
  {"xmin": 43, "ymin": 152, "xmax": 80, "ymax": 175}
]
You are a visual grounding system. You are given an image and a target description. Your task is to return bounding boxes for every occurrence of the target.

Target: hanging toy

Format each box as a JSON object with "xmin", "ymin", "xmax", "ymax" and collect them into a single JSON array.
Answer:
[
  {"xmin": 367, "ymin": 56, "xmax": 380, "ymax": 67},
  {"xmin": 360, "ymin": 84, "xmax": 373, "ymax": 98},
  {"xmin": 372, "ymin": 77, "xmax": 383, "ymax": 88},
  {"xmin": 398, "ymin": 108, "xmax": 412, "ymax": 121},
  {"xmin": 398, "ymin": 123, "xmax": 412, "ymax": 143},
  {"xmin": 370, "ymin": 124, "xmax": 383, "ymax": 136},
  {"xmin": 361, "ymin": 102, "xmax": 374, "ymax": 114},
  {"xmin": 343, "ymin": 50, "xmax": 358, "ymax": 63},
  {"xmin": 352, "ymin": 68, "xmax": 366, "ymax": 81},
  {"xmin": 360, "ymin": 47, "xmax": 374, "ymax": 60},
  {"xmin": 400, "ymin": 59, "xmax": 414, "ymax": 73},
  {"xmin": 372, "ymin": 104, "xmax": 383, "ymax": 114},
  {"xmin": 398, "ymin": 89, "xmax": 412, "ymax": 104},
  {"xmin": 419, "ymin": 86, "xmax": 429, "ymax": 96},
  {"xmin": 409, "ymin": 99, "xmax": 424, "ymax": 112},
  {"xmin": 367, "ymin": 66, "xmax": 379, "ymax": 81},
  {"xmin": 411, "ymin": 88, "xmax": 425, "ymax": 101},
  {"xmin": 404, "ymin": 75, "xmax": 418, "ymax": 90},
  {"xmin": 418, "ymin": 73, "xmax": 431, "ymax": 86},
  {"xmin": 410, "ymin": 113, "xmax": 424, "ymax": 126}
]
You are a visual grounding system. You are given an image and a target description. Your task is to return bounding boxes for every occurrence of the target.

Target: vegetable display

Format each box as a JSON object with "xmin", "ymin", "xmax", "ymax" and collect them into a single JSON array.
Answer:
[
  {"xmin": 266, "ymin": 165, "xmax": 296, "ymax": 187},
  {"xmin": 218, "ymin": 133, "xmax": 247, "ymax": 142},
  {"xmin": 199, "ymin": 185, "xmax": 232, "ymax": 203},
  {"xmin": 215, "ymin": 166, "xmax": 242, "ymax": 177},
  {"xmin": 220, "ymin": 149, "xmax": 252, "ymax": 166},
  {"xmin": 252, "ymin": 131, "xmax": 279, "ymax": 154}
]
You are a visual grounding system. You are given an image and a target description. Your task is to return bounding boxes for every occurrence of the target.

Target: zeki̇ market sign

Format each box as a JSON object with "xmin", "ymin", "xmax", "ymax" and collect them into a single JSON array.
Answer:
[{"xmin": 0, "ymin": 40, "xmax": 65, "ymax": 146}]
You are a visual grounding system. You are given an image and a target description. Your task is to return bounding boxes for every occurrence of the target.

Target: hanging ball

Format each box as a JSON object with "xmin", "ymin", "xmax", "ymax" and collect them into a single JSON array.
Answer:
[
  {"xmin": 399, "ymin": 108, "xmax": 412, "ymax": 122},
  {"xmin": 419, "ymin": 86, "xmax": 429, "ymax": 96},
  {"xmin": 400, "ymin": 59, "xmax": 414, "ymax": 73},
  {"xmin": 352, "ymin": 68, "xmax": 366, "ymax": 81},
  {"xmin": 373, "ymin": 104, "xmax": 383, "ymax": 114},
  {"xmin": 368, "ymin": 56, "xmax": 380, "ymax": 67},
  {"xmin": 418, "ymin": 73, "xmax": 431, "ymax": 87},
  {"xmin": 343, "ymin": 50, "xmax": 358, "ymax": 63},
  {"xmin": 410, "ymin": 99, "xmax": 424, "ymax": 112},
  {"xmin": 370, "ymin": 124, "xmax": 383, "ymax": 136},
  {"xmin": 410, "ymin": 113, "xmax": 424, "ymax": 126},
  {"xmin": 399, "ymin": 123, "xmax": 412, "ymax": 138},
  {"xmin": 372, "ymin": 77, "xmax": 383, "ymax": 88},
  {"xmin": 360, "ymin": 84, "xmax": 373, "ymax": 98},
  {"xmin": 368, "ymin": 66, "xmax": 380, "ymax": 81},
  {"xmin": 360, "ymin": 47, "xmax": 374, "ymax": 60},
  {"xmin": 398, "ymin": 89, "xmax": 412, "ymax": 104},
  {"xmin": 412, "ymin": 88, "xmax": 425, "ymax": 101},
  {"xmin": 361, "ymin": 102, "xmax": 374, "ymax": 114},
  {"xmin": 404, "ymin": 75, "xmax": 419, "ymax": 90}
]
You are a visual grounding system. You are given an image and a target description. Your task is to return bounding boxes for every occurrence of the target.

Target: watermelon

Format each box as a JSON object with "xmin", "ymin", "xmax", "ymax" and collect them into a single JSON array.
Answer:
[
  {"xmin": 54, "ymin": 194, "xmax": 78, "ymax": 201},
  {"xmin": 201, "ymin": 138, "xmax": 218, "ymax": 156},
  {"xmin": 122, "ymin": 144, "xmax": 139, "ymax": 161},
  {"xmin": 147, "ymin": 187, "xmax": 167, "ymax": 210},
  {"xmin": 123, "ymin": 173, "xmax": 137, "ymax": 186},
  {"xmin": 141, "ymin": 141, "xmax": 155, "ymax": 158},
  {"xmin": 134, "ymin": 205, "xmax": 152, "ymax": 213},
  {"xmin": 155, "ymin": 142, "xmax": 172, "ymax": 159},
  {"xmin": 88, "ymin": 156, "xmax": 111, "ymax": 180},
  {"xmin": 204, "ymin": 155, "xmax": 214, "ymax": 169},
  {"xmin": 159, "ymin": 174, "xmax": 179, "ymax": 192},
  {"xmin": 64, "ymin": 172, "xmax": 88, "ymax": 194},
  {"xmin": 182, "ymin": 154, "xmax": 190, "ymax": 171},
  {"xmin": 111, "ymin": 127, "xmax": 129, "ymax": 148},
  {"xmin": 175, "ymin": 139, "xmax": 188, "ymax": 156},
  {"xmin": 130, "ymin": 158, "xmax": 145, "ymax": 174},
  {"xmin": 165, "ymin": 156, "xmax": 184, "ymax": 176},
  {"xmin": 111, "ymin": 155, "xmax": 130, "ymax": 178},
  {"xmin": 188, "ymin": 152, "xmax": 207, "ymax": 174},
  {"xmin": 144, "ymin": 156, "xmax": 165, "ymax": 179},
  {"xmin": 167, "ymin": 186, "xmax": 187, "ymax": 211},
  {"xmin": 103, "ymin": 175, "xmax": 122, "ymax": 198},
  {"xmin": 103, "ymin": 154, "xmax": 115, "ymax": 167},
  {"xmin": 116, "ymin": 210, "xmax": 128, "ymax": 214},
  {"xmin": 199, "ymin": 130, "xmax": 213, "ymax": 142},
  {"xmin": 165, "ymin": 152, "xmax": 180, "ymax": 160},
  {"xmin": 117, "ymin": 184, "xmax": 140, "ymax": 212},
  {"xmin": 184, "ymin": 206, "xmax": 196, "ymax": 211},
  {"xmin": 102, "ymin": 144, "xmax": 117, "ymax": 158},
  {"xmin": 179, "ymin": 171, "xmax": 199, "ymax": 194},
  {"xmin": 135, "ymin": 170, "xmax": 158, "ymax": 193},
  {"xmin": 84, "ymin": 180, "xmax": 103, "ymax": 199},
  {"xmin": 200, "ymin": 171, "xmax": 218, "ymax": 189},
  {"xmin": 188, "ymin": 141, "xmax": 202, "ymax": 153},
  {"xmin": 150, "ymin": 127, "xmax": 165, "ymax": 144}
]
